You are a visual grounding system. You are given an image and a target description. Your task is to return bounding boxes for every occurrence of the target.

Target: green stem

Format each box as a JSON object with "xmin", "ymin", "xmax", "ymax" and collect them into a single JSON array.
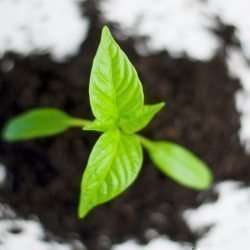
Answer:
[
  {"xmin": 136, "ymin": 134, "xmax": 154, "ymax": 149},
  {"xmin": 69, "ymin": 118, "xmax": 91, "ymax": 127}
]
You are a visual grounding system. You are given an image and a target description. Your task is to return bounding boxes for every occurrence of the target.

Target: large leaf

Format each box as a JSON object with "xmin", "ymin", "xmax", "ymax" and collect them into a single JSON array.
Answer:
[
  {"xmin": 78, "ymin": 130, "xmax": 143, "ymax": 218},
  {"xmin": 120, "ymin": 102, "xmax": 165, "ymax": 134},
  {"xmin": 89, "ymin": 26, "xmax": 144, "ymax": 122},
  {"xmin": 139, "ymin": 137, "xmax": 212, "ymax": 190},
  {"xmin": 3, "ymin": 108, "xmax": 87, "ymax": 141}
]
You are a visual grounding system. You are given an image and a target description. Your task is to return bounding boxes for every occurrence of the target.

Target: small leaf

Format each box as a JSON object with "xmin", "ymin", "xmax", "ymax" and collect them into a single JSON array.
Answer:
[
  {"xmin": 89, "ymin": 26, "xmax": 144, "ymax": 122},
  {"xmin": 120, "ymin": 102, "xmax": 165, "ymax": 134},
  {"xmin": 78, "ymin": 130, "xmax": 142, "ymax": 218},
  {"xmin": 140, "ymin": 137, "xmax": 212, "ymax": 190},
  {"xmin": 83, "ymin": 119, "xmax": 116, "ymax": 132},
  {"xmin": 3, "ymin": 108, "xmax": 86, "ymax": 141}
]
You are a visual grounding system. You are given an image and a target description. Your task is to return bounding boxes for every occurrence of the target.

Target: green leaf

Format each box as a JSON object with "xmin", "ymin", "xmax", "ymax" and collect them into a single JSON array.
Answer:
[
  {"xmin": 83, "ymin": 119, "xmax": 116, "ymax": 132},
  {"xmin": 139, "ymin": 137, "xmax": 212, "ymax": 190},
  {"xmin": 78, "ymin": 130, "xmax": 143, "ymax": 218},
  {"xmin": 89, "ymin": 26, "xmax": 144, "ymax": 122},
  {"xmin": 120, "ymin": 102, "xmax": 165, "ymax": 134},
  {"xmin": 3, "ymin": 108, "xmax": 88, "ymax": 141}
]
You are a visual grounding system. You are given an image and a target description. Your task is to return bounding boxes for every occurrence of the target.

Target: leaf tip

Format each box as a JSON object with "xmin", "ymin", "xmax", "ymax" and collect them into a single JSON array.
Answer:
[
  {"xmin": 99, "ymin": 25, "xmax": 114, "ymax": 49},
  {"xmin": 157, "ymin": 102, "xmax": 166, "ymax": 110},
  {"xmin": 2, "ymin": 122, "xmax": 16, "ymax": 142},
  {"xmin": 188, "ymin": 163, "xmax": 213, "ymax": 191},
  {"xmin": 77, "ymin": 209, "xmax": 85, "ymax": 219},
  {"xmin": 102, "ymin": 25, "xmax": 110, "ymax": 33},
  {"xmin": 78, "ymin": 202, "xmax": 89, "ymax": 219},
  {"xmin": 102, "ymin": 25, "xmax": 112, "ymax": 39},
  {"xmin": 201, "ymin": 169, "xmax": 213, "ymax": 190}
]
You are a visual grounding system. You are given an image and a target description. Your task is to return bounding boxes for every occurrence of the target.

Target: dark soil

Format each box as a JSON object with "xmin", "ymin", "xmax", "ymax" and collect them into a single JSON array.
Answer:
[{"xmin": 0, "ymin": 1, "xmax": 249, "ymax": 249}]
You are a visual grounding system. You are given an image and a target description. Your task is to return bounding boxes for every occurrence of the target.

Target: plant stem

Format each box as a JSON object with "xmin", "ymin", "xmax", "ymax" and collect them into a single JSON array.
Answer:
[
  {"xmin": 136, "ymin": 134, "xmax": 153, "ymax": 149},
  {"xmin": 69, "ymin": 118, "xmax": 91, "ymax": 127}
]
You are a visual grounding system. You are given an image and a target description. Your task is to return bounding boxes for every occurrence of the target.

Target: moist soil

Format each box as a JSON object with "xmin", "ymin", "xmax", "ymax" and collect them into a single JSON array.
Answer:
[{"xmin": 0, "ymin": 1, "xmax": 249, "ymax": 250}]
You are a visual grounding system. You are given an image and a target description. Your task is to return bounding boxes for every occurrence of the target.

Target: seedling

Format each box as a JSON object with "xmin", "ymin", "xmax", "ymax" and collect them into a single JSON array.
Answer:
[{"xmin": 2, "ymin": 26, "xmax": 212, "ymax": 218}]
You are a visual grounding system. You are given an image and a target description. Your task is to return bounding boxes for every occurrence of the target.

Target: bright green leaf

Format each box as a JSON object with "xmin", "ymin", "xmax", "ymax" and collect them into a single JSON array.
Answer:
[
  {"xmin": 139, "ymin": 136, "xmax": 212, "ymax": 190},
  {"xmin": 78, "ymin": 130, "xmax": 143, "ymax": 218},
  {"xmin": 89, "ymin": 26, "xmax": 144, "ymax": 122},
  {"xmin": 3, "ymin": 108, "xmax": 88, "ymax": 141},
  {"xmin": 120, "ymin": 102, "xmax": 165, "ymax": 134},
  {"xmin": 83, "ymin": 119, "xmax": 116, "ymax": 132}
]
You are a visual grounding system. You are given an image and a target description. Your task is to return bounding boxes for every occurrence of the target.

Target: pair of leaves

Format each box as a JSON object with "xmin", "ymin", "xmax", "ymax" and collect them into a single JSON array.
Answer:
[
  {"xmin": 79, "ymin": 131, "xmax": 212, "ymax": 218},
  {"xmin": 78, "ymin": 27, "xmax": 167, "ymax": 217},
  {"xmin": 86, "ymin": 27, "xmax": 165, "ymax": 134},
  {"xmin": 78, "ymin": 27, "xmax": 212, "ymax": 218},
  {"xmin": 2, "ymin": 26, "xmax": 213, "ymax": 220}
]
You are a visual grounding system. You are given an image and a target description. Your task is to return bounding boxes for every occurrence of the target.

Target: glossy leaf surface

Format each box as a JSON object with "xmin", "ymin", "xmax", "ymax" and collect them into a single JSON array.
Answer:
[
  {"xmin": 120, "ymin": 102, "xmax": 165, "ymax": 133},
  {"xmin": 140, "ymin": 137, "xmax": 212, "ymax": 190},
  {"xmin": 3, "ymin": 108, "xmax": 85, "ymax": 141},
  {"xmin": 89, "ymin": 26, "xmax": 143, "ymax": 122},
  {"xmin": 79, "ymin": 130, "xmax": 142, "ymax": 218}
]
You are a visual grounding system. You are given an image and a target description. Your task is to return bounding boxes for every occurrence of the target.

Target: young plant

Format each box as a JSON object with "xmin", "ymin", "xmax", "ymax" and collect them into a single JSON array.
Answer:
[{"xmin": 2, "ymin": 26, "xmax": 212, "ymax": 218}]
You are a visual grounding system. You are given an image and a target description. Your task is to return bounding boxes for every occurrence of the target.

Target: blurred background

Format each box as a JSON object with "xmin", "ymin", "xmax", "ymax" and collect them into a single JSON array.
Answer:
[{"xmin": 0, "ymin": 0, "xmax": 250, "ymax": 249}]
